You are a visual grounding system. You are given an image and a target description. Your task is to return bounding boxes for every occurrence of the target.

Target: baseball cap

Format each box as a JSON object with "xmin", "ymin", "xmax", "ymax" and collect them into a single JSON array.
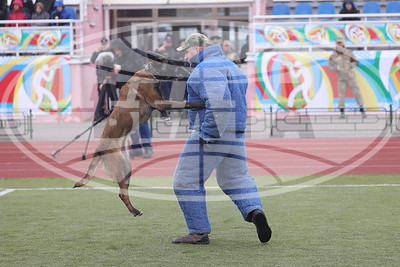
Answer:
[
  {"xmin": 336, "ymin": 36, "xmax": 345, "ymax": 43},
  {"xmin": 176, "ymin": 33, "xmax": 210, "ymax": 52},
  {"xmin": 164, "ymin": 34, "xmax": 172, "ymax": 42}
]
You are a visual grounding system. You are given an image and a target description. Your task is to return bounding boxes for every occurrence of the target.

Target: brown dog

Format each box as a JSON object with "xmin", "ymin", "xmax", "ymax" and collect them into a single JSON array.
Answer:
[{"xmin": 73, "ymin": 68, "xmax": 203, "ymax": 216}]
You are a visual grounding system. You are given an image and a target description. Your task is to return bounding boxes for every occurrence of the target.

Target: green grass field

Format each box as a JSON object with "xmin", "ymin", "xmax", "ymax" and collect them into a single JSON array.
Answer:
[{"xmin": 1, "ymin": 174, "xmax": 399, "ymax": 266}]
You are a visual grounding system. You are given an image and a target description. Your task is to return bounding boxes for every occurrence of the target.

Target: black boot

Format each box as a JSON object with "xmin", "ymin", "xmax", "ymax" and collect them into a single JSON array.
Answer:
[
  {"xmin": 360, "ymin": 107, "xmax": 367, "ymax": 118},
  {"xmin": 339, "ymin": 108, "xmax": 345, "ymax": 119}
]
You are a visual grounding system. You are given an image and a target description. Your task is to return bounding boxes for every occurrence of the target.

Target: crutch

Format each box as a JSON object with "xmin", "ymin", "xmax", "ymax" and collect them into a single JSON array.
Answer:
[{"xmin": 50, "ymin": 115, "xmax": 109, "ymax": 159}]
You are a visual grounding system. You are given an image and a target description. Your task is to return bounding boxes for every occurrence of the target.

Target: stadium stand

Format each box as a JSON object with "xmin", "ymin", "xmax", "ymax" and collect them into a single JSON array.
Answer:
[
  {"xmin": 272, "ymin": 3, "xmax": 291, "ymax": 15},
  {"xmin": 294, "ymin": 3, "xmax": 313, "ymax": 15},
  {"xmin": 317, "ymin": 2, "xmax": 336, "ymax": 15},
  {"xmin": 362, "ymin": 1, "xmax": 380, "ymax": 14},
  {"xmin": 386, "ymin": 1, "xmax": 400, "ymax": 14}
]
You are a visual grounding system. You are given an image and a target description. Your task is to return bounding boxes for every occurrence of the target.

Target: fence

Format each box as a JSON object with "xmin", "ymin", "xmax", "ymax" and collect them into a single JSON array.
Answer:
[
  {"xmin": 0, "ymin": 110, "xmax": 33, "ymax": 139},
  {"xmin": 150, "ymin": 105, "xmax": 399, "ymax": 137}
]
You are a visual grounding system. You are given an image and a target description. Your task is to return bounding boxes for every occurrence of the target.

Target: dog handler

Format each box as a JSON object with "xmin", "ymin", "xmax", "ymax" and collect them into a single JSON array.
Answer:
[{"xmin": 172, "ymin": 33, "xmax": 272, "ymax": 244}]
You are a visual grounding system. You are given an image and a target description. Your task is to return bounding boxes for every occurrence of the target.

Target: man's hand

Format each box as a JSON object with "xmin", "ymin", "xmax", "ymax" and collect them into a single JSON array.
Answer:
[{"xmin": 199, "ymin": 137, "xmax": 213, "ymax": 147}]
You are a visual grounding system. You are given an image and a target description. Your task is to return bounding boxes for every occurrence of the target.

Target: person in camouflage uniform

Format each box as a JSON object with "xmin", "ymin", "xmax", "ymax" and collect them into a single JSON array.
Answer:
[{"xmin": 329, "ymin": 36, "xmax": 366, "ymax": 118}]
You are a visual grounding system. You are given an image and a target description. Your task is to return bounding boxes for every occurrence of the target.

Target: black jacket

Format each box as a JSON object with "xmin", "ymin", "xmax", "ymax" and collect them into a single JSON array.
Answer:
[{"xmin": 109, "ymin": 39, "xmax": 146, "ymax": 84}]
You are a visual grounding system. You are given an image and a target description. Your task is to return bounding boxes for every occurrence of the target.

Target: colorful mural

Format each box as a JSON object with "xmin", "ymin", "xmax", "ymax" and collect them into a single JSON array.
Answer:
[
  {"xmin": 255, "ymin": 51, "xmax": 400, "ymax": 110},
  {"xmin": 255, "ymin": 23, "xmax": 400, "ymax": 47},
  {"xmin": 0, "ymin": 56, "xmax": 71, "ymax": 114},
  {"xmin": 0, "ymin": 29, "xmax": 70, "ymax": 51}
]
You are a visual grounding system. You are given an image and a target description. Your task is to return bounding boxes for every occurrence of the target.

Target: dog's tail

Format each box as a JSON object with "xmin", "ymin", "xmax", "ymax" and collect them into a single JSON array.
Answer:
[{"xmin": 73, "ymin": 150, "xmax": 103, "ymax": 188}]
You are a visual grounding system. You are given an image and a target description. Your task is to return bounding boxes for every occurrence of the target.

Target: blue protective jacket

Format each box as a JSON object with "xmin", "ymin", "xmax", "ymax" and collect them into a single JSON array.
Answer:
[{"xmin": 187, "ymin": 44, "xmax": 248, "ymax": 141}]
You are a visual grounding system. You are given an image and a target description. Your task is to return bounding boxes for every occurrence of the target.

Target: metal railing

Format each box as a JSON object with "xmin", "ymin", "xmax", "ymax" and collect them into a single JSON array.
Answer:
[
  {"xmin": 149, "ymin": 106, "xmax": 399, "ymax": 137},
  {"xmin": 0, "ymin": 19, "xmax": 84, "ymax": 56},
  {"xmin": 271, "ymin": 106, "xmax": 392, "ymax": 135},
  {"xmin": 0, "ymin": 109, "xmax": 33, "ymax": 139},
  {"xmin": 251, "ymin": 13, "xmax": 400, "ymax": 52}
]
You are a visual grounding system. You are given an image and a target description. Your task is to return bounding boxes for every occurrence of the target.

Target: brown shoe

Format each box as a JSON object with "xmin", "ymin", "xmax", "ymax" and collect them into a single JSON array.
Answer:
[{"xmin": 172, "ymin": 233, "xmax": 210, "ymax": 244}]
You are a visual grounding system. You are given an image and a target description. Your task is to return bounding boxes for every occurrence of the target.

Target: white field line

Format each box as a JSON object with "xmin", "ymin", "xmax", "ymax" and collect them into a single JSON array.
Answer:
[
  {"xmin": 0, "ymin": 183, "xmax": 400, "ymax": 197},
  {"xmin": 0, "ymin": 189, "xmax": 16, "ymax": 197}
]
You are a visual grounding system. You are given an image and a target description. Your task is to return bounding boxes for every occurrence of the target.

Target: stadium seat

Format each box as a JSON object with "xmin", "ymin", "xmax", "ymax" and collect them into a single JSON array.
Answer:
[
  {"xmin": 295, "ymin": 3, "xmax": 313, "ymax": 15},
  {"xmin": 362, "ymin": 2, "xmax": 380, "ymax": 20},
  {"xmin": 317, "ymin": 2, "xmax": 336, "ymax": 15},
  {"xmin": 362, "ymin": 2, "xmax": 380, "ymax": 14},
  {"xmin": 386, "ymin": 1, "xmax": 400, "ymax": 14},
  {"xmin": 272, "ymin": 4, "xmax": 290, "ymax": 16}
]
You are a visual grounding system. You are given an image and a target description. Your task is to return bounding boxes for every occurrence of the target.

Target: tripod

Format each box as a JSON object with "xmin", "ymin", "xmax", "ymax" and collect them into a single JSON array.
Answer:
[{"xmin": 50, "ymin": 77, "xmax": 118, "ymax": 160}]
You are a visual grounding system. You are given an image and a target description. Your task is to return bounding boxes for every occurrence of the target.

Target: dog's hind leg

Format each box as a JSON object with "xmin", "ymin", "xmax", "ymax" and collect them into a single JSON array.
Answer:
[
  {"xmin": 74, "ymin": 151, "xmax": 102, "ymax": 188},
  {"xmin": 118, "ymin": 175, "xmax": 142, "ymax": 217},
  {"xmin": 102, "ymin": 146, "xmax": 142, "ymax": 217}
]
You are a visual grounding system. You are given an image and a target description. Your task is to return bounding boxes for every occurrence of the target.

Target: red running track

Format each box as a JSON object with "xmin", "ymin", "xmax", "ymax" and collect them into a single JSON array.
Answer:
[{"xmin": 1, "ymin": 137, "xmax": 400, "ymax": 179}]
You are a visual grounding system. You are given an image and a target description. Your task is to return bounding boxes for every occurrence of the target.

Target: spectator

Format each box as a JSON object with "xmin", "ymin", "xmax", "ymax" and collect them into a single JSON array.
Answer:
[
  {"xmin": 239, "ymin": 35, "xmax": 249, "ymax": 64},
  {"xmin": 31, "ymin": 2, "xmax": 50, "ymax": 26},
  {"xmin": 7, "ymin": 0, "xmax": 30, "ymax": 27},
  {"xmin": 339, "ymin": 0, "xmax": 360, "ymax": 21},
  {"xmin": 172, "ymin": 33, "xmax": 272, "ymax": 244},
  {"xmin": 92, "ymin": 50, "xmax": 117, "ymax": 121},
  {"xmin": 11, "ymin": 0, "xmax": 33, "ymax": 18},
  {"xmin": 50, "ymin": 0, "xmax": 73, "ymax": 25},
  {"xmin": 108, "ymin": 38, "xmax": 146, "ymax": 90},
  {"xmin": 36, "ymin": 0, "xmax": 55, "ymax": 14},
  {"xmin": 222, "ymin": 40, "xmax": 240, "ymax": 64},
  {"xmin": 155, "ymin": 34, "xmax": 176, "ymax": 58},
  {"xmin": 328, "ymin": 36, "xmax": 366, "ymax": 118},
  {"xmin": 0, "ymin": 0, "xmax": 7, "ymax": 20},
  {"xmin": 129, "ymin": 122, "xmax": 153, "ymax": 159},
  {"xmin": 90, "ymin": 37, "xmax": 110, "ymax": 94},
  {"xmin": 154, "ymin": 33, "xmax": 177, "ymax": 120},
  {"xmin": 210, "ymin": 35, "xmax": 222, "ymax": 46}
]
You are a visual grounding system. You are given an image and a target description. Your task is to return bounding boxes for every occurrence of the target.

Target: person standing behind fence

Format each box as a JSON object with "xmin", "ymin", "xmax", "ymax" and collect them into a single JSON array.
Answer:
[
  {"xmin": 222, "ymin": 40, "xmax": 240, "ymax": 64},
  {"xmin": 36, "ymin": 0, "xmax": 55, "ymax": 14},
  {"xmin": 10, "ymin": 0, "xmax": 34, "ymax": 18},
  {"xmin": 129, "ymin": 122, "xmax": 153, "ymax": 160},
  {"xmin": 329, "ymin": 36, "xmax": 366, "ymax": 118},
  {"xmin": 109, "ymin": 38, "xmax": 146, "ymax": 91},
  {"xmin": 339, "ymin": 0, "xmax": 360, "ymax": 21},
  {"xmin": 172, "ymin": 33, "xmax": 272, "ymax": 244},
  {"xmin": 50, "ymin": 0, "xmax": 73, "ymax": 25},
  {"xmin": 154, "ymin": 33, "xmax": 176, "ymax": 120},
  {"xmin": 6, "ymin": 0, "xmax": 30, "ymax": 27},
  {"xmin": 31, "ymin": 2, "xmax": 50, "ymax": 26},
  {"xmin": 0, "ymin": 0, "xmax": 7, "ymax": 20},
  {"xmin": 90, "ymin": 37, "xmax": 110, "ymax": 94}
]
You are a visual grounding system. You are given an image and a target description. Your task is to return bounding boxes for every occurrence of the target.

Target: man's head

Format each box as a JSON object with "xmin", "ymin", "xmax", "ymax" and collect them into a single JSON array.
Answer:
[
  {"xmin": 163, "ymin": 34, "xmax": 173, "ymax": 48},
  {"xmin": 35, "ymin": 2, "xmax": 44, "ymax": 14},
  {"xmin": 222, "ymin": 40, "xmax": 233, "ymax": 53},
  {"xmin": 12, "ymin": 0, "xmax": 23, "ymax": 11},
  {"xmin": 336, "ymin": 36, "xmax": 345, "ymax": 47},
  {"xmin": 210, "ymin": 35, "xmax": 222, "ymax": 45},
  {"xmin": 54, "ymin": 0, "xmax": 64, "ymax": 12},
  {"xmin": 176, "ymin": 33, "xmax": 210, "ymax": 61}
]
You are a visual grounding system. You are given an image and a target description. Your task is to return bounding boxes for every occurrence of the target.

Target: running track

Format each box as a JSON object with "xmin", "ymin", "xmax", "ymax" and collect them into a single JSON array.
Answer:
[{"xmin": 1, "ymin": 137, "xmax": 400, "ymax": 179}]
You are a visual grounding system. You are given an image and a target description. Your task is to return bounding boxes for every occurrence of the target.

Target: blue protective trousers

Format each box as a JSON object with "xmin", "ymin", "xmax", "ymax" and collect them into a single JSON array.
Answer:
[{"xmin": 173, "ymin": 131, "xmax": 264, "ymax": 234}]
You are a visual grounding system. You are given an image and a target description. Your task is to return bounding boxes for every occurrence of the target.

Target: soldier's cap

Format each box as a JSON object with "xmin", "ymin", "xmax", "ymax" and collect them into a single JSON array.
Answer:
[
  {"xmin": 176, "ymin": 33, "xmax": 210, "ymax": 52},
  {"xmin": 336, "ymin": 36, "xmax": 345, "ymax": 43}
]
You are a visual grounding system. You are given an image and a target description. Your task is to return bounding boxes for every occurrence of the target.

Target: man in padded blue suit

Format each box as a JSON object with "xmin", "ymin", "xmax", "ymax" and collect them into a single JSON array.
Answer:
[{"xmin": 172, "ymin": 33, "xmax": 272, "ymax": 245}]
